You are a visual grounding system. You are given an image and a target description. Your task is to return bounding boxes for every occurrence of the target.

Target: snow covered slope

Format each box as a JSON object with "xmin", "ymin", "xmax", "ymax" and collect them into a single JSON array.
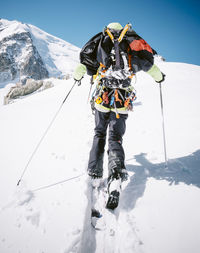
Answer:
[
  {"xmin": 0, "ymin": 19, "xmax": 79, "ymax": 85},
  {"xmin": 27, "ymin": 22, "xmax": 80, "ymax": 77},
  {"xmin": 0, "ymin": 61, "xmax": 200, "ymax": 253}
]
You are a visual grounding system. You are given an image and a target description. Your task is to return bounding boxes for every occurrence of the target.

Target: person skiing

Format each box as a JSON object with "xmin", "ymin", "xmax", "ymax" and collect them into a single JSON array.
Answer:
[{"xmin": 73, "ymin": 22, "xmax": 165, "ymax": 209}]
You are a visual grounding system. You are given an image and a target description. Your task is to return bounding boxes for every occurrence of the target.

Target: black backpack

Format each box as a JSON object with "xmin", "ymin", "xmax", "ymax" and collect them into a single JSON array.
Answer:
[{"xmin": 80, "ymin": 24, "xmax": 156, "ymax": 78}]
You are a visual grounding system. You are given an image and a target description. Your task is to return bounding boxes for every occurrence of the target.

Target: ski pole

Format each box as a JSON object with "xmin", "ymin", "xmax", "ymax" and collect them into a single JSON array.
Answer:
[
  {"xmin": 17, "ymin": 81, "xmax": 77, "ymax": 186},
  {"xmin": 159, "ymin": 83, "xmax": 168, "ymax": 168}
]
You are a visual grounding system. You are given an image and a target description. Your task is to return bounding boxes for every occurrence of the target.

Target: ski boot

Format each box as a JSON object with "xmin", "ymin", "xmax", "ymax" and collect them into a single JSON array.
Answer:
[{"xmin": 106, "ymin": 171, "xmax": 122, "ymax": 210}]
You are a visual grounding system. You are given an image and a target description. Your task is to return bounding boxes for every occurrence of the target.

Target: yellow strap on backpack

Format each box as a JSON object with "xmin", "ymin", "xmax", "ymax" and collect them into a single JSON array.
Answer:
[
  {"xmin": 118, "ymin": 23, "xmax": 131, "ymax": 42},
  {"xmin": 105, "ymin": 28, "xmax": 114, "ymax": 42},
  {"xmin": 106, "ymin": 23, "xmax": 131, "ymax": 43}
]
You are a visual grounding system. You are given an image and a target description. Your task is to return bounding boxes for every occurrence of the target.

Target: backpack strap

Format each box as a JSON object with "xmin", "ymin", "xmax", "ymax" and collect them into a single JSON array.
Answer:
[
  {"xmin": 105, "ymin": 23, "xmax": 131, "ymax": 43},
  {"xmin": 105, "ymin": 28, "xmax": 114, "ymax": 42},
  {"xmin": 113, "ymin": 40, "xmax": 121, "ymax": 70},
  {"xmin": 118, "ymin": 24, "xmax": 131, "ymax": 42},
  {"xmin": 105, "ymin": 24, "xmax": 133, "ymax": 71}
]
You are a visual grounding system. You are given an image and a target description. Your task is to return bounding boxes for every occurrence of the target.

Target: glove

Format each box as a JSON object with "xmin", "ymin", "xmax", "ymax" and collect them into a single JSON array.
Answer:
[
  {"xmin": 147, "ymin": 64, "xmax": 165, "ymax": 83},
  {"xmin": 73, "ymin": 64, "xmax": 87, "ymax": 85},
  {"xmin": 156, "ymin": 73, "xmax": 166, "ymax": 84}
]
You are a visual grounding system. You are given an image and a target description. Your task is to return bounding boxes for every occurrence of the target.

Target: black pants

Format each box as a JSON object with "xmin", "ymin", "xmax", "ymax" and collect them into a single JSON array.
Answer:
[{"xmin": 88, "ymin": 109, "xmax": 128, "ymax": 179}]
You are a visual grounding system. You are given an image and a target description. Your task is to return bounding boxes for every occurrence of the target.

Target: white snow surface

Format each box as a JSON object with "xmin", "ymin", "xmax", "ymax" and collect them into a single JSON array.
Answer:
[{"xmin": 0, "ymin": 61, "xmax": 200, "ymax": 253}]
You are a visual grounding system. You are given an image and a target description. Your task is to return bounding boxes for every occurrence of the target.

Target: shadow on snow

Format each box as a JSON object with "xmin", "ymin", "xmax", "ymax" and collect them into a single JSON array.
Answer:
[{"xmin": 121, "ymin": 149, "xmax": 200, "ymax": 211}]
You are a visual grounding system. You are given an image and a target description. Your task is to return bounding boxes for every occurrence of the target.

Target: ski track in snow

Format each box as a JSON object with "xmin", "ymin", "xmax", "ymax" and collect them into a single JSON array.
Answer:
[
  {"xmin": 78, "ymin": 178, "xmax": 145, "ymax": 253},
  {"xmin": 1, "ymin": 61, "xmax": 200, "ymax": 253}
]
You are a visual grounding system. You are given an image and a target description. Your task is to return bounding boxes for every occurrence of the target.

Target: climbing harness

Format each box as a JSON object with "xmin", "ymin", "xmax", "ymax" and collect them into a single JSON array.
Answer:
[{"xmin": 90, "ymin": 83, "xmax": 137, "ymax": 118}]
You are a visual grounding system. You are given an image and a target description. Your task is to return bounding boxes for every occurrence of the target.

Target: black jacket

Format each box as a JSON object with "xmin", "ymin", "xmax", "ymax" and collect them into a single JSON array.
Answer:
[{"xmin": 80, "ymin": 29, "xmax": 157, "ymax": 76}]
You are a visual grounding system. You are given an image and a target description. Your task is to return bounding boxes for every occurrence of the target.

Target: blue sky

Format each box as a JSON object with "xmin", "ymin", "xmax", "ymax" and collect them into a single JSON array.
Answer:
[{"xmin": 1, "ymin": 0, "xmax": 200, "ymax": 65}]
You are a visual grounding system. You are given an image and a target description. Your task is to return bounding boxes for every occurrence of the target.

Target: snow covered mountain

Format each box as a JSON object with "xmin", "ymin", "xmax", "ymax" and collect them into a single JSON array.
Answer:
[
  {"xmin": 0, "ymin": 32, "xmax": 200, "ymax": 252},
  {"xmin": 0, "ymin": 19, "xmax": 79, "ymax": 85}
]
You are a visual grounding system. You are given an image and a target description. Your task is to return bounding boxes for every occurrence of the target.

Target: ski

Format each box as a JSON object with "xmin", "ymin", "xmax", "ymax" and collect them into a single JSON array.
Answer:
[
  {"xmin": 90, "ymin": 178, "xmax": 107, "ymax": 230},
  {"xmin": 90, "ymin": 176, "xmax": 122, "ymax": 231},
  {"xmin": 104, "ymin": 177, "xmax": 121, "ymax": 237}
]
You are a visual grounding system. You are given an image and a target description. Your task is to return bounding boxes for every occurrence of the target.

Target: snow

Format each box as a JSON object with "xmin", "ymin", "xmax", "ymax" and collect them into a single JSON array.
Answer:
[
  {"xmin": 0, "ymin": 59, "xmax": 200, "ymax": 253},
  {"xmin": 0, "ymin": 19, "xmax": 27, "ymax": 41},
  {"xmin": 28, "ymin": 23, "xmax": 80, "ymax": 77},
  {"xmin": 0, "ymin": 19, "xmax": 80, "ymax": 80}
]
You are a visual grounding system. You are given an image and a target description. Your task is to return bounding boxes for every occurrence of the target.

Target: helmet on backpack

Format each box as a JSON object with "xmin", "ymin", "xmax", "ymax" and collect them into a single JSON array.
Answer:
[{"xmin": 107, "ymin": 22, "xmax": 123, "ymax": 31}]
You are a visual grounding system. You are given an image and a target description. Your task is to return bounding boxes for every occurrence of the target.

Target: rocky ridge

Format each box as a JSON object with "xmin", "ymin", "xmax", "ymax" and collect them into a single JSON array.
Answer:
[{"xmin": 0, "ymin": 19, "xmax": 49, "ymax": 84}]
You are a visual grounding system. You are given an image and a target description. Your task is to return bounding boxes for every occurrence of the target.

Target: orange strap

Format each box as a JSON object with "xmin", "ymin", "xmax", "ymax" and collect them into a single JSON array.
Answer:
[
  {"xmin": 102, "ymin": 91, "xmax": 109, "ymax": 104},
  {"xmin": 114, "ymin": 89, "xmax": 122, "ymax": 105}
]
